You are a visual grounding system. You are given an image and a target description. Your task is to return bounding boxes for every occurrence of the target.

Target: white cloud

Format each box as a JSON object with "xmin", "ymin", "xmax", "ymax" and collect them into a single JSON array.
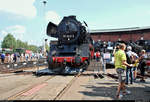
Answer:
[
  {"xmin": 0, "ymin": 0, "xmax": 36, "ymax": 18},
  {"xmin": 0, "ymin": 25, "xmax": 41, "ymax": 46},
  {"xmin": 28, "ymin": 40, "xmax": 35, "ymax": 45},
  {"xmin": 0, "ymin": 25, "xmax": 26, "ymax": 42},
  {"xmin": 6, "ymin": 25, "xmax": 26, "ymax": 35},
  {"xmin": 45, "ymin": 11, "xmax": 61, "ymax": 25},
  {"xmin": 1, "ymin": 30, "xmax": 8, "ymax": 36}
]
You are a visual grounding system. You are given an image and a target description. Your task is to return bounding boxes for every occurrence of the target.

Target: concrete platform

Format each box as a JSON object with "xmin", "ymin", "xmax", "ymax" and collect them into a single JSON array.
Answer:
[{"xmin": 60, "ymin": 69, "xmax": 150, "ymax": 101}]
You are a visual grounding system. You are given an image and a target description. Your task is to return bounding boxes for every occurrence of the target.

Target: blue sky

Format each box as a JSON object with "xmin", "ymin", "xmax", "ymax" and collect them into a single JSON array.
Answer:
[{"xmin": 0, "ymin": 0, "xmax": 150, "ymax": 47}]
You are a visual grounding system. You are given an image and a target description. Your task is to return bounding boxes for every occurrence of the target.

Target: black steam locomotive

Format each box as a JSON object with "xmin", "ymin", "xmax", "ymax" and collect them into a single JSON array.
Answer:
[{"xmin": 46, "ymin": 16, "xmax": 94, "ymax": 73}]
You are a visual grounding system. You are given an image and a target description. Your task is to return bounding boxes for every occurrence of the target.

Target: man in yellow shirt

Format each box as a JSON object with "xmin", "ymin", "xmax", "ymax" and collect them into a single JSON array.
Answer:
[{"xmin": 114, "ymin": 43, "xmax": 133, "ymax": 99}]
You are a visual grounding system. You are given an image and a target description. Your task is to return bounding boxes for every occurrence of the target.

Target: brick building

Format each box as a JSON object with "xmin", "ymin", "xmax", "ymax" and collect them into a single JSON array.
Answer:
[{"xmin": 90, "ymin": 27, "xmax": 150, "ymax": 42}]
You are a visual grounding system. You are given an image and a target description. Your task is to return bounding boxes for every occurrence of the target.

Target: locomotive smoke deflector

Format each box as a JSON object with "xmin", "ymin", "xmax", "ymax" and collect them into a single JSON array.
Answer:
[{"xmin": 46, "ymin": 22, "xmax": 58, "ymax": 38}]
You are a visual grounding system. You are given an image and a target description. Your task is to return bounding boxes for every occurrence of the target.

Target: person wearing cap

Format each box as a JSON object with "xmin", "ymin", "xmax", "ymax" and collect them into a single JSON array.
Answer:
[{"xmin": 114, "ymin": 43, "xmax": 133, "ymax": 99}]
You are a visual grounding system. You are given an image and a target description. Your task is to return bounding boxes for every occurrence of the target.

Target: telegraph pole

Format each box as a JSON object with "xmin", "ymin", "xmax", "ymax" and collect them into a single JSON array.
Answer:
[{"xmin": 42, "ymin": 0, "xmax": 47, "ymax": 57}]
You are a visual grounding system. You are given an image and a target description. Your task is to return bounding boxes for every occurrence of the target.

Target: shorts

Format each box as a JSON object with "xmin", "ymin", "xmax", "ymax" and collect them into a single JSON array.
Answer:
[
  {"xmin": 116, "ymin": 68, "xmax": 126, "ymax": 83},
  {"xmin": 133, "ymin": 67, "xmax": 137, "ymax": 71}
]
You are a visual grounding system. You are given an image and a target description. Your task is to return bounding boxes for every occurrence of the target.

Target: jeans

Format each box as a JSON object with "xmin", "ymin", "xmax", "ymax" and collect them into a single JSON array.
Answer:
[
  {"xmin": 125, "ymin": 67, "xmax": 133, "ymax": 84},
  {"xmin": 103, "ymin": 60, "xmax": 106, "ymax": 74},
  {"xmin": 96, "ymin": 57, "xmax": 99, "ymax": 62}
]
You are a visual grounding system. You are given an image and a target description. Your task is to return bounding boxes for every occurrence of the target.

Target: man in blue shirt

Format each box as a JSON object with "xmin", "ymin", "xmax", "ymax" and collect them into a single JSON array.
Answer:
[{"xmin": 1, "ymin": 52, "xmax": 5, "ymax": 63}]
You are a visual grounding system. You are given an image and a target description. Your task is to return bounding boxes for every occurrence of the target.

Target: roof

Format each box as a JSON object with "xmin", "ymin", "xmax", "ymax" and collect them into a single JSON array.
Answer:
[{"xmin": 89, "ymin": 26, "xmax": 150, "ymax": 33}]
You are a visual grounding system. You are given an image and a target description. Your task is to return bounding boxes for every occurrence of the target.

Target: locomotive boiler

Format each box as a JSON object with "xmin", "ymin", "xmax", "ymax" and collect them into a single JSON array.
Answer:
[{"xmin": 46, "ymin": 16, "xmax": 94, "ymax": 73}]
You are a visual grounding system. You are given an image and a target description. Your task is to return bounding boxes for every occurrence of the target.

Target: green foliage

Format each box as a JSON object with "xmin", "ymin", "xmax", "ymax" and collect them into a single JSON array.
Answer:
[
  {"xmin": 2, "ymin": 34, "xmax": 16, "ymax": 49},
  {"xmin": 28, "ymin": 45, "xmax": 38, "ymax": 53},
  {"xmin": 1, "ymin": 33, "xmax": 38, "ymax": 53}
]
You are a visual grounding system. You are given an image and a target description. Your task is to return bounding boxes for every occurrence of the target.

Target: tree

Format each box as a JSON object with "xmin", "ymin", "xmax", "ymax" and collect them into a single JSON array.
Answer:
[
  {"xmin": 2, "ymin": 34, "xmax": 16, "ymax": 49},
  {"xmin": 1, "ymin": 33, "xmax": 39, "ymax": 53},
  {"xmin": 28, "ymin": 45, "xmax": 38, "ymax": 53},
  {"xmin": 16, "ymin": 39, "xmax": 22, "ymax": 48}
]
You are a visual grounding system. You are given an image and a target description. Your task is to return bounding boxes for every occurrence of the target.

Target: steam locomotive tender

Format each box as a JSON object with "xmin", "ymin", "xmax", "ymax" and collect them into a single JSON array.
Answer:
[{"xmin": 46, "ymin": 16, "xmax": 94, "ymax": 73}]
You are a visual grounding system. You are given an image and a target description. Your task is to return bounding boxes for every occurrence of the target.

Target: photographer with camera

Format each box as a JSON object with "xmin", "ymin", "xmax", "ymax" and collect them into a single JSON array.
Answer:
[{"xmin": 114, "ymin": 43, "xmax": 133, "ymax": 99}]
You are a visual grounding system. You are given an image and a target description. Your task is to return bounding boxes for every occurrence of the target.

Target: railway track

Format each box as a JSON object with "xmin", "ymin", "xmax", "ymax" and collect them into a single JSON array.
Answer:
[
  {"xmin": 6, "ymin": 71, "xmax": 84, "ymax": 100},
  {"xmin": 53, "ymin": 73, "xmax": 82, "ymax": 100},
  {"xmin": 7, "ymin": 75, "xmax": 56, "ymax": 100}
]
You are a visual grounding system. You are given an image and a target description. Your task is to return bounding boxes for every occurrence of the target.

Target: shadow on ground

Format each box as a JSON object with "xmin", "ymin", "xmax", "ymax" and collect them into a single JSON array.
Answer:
[{"xmin": 79, "ymin": 81, "xmax": 150, "ymax": 101}]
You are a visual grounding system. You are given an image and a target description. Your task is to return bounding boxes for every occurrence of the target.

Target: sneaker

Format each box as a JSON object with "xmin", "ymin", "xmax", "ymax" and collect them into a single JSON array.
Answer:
[{"xmin": 116, "ymin": 94, "xmax": 123, "ymax": 99}]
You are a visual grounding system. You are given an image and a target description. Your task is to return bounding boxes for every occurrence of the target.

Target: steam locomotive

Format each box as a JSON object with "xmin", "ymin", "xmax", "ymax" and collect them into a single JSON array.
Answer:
[{"xmin": 46, "ymin": 16, "xmax": 94, "ymax": 73}]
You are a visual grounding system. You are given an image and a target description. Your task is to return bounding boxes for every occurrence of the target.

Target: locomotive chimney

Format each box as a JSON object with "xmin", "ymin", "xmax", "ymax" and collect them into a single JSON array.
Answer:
[{"xmin": 69, "ymin": 15, "xmax": 76, "ymax": 19}]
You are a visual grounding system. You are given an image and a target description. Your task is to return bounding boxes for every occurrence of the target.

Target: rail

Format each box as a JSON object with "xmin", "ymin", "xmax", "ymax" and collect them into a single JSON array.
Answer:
[{"xmin": 53, "ymin": 72, "xmax": 82, "ymax": 100}]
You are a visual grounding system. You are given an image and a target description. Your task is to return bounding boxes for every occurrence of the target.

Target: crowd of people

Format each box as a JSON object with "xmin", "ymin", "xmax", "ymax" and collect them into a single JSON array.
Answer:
[
  {"xmin": 113, "ymin": 43, "xmax": 147, "ymax": 99},
  {"xmin": 94, "ymin": 43, "xmax": 148, "ymax": 99},
  {"xmin": 0, "ymin": 52, "xmax": 45, "ymax": 64}
]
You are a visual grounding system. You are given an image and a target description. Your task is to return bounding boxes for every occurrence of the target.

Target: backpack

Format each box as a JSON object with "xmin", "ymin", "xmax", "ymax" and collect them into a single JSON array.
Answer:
[{"xmin": 126, "ymin": 52, "xmax": 134, "ymax": 64}]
